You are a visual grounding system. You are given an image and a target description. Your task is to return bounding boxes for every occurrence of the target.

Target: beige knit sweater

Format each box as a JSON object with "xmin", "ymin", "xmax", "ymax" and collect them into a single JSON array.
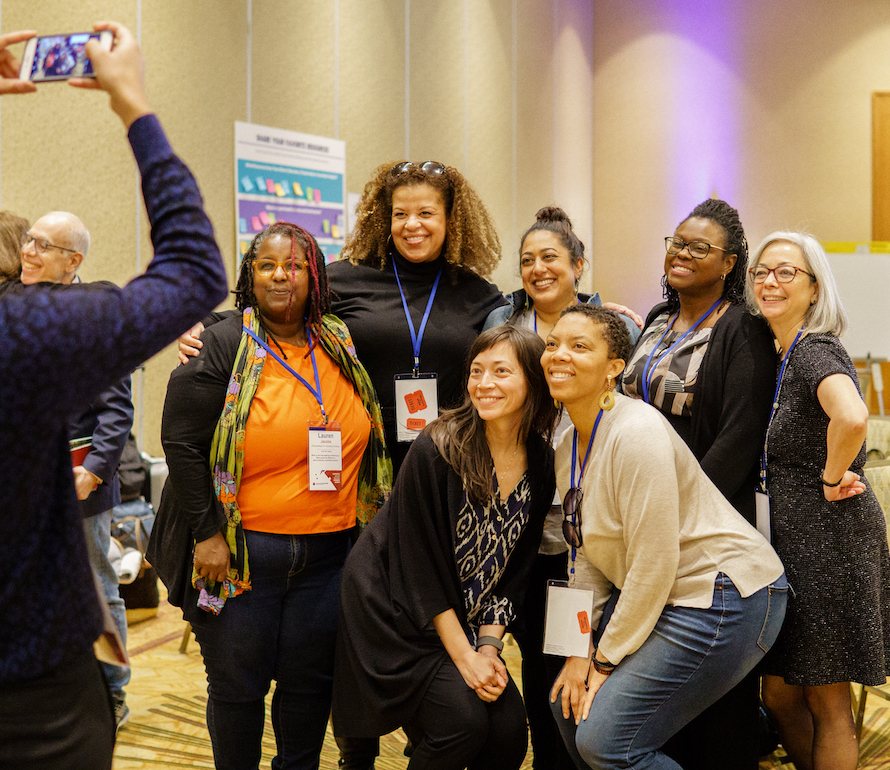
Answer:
[{"xmin": 555, "ymin": 393, "xmax": 784, "ymax": 665}]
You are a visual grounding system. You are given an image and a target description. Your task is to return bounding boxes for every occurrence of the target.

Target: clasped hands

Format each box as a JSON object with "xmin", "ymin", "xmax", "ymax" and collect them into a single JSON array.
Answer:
[{"xmin": 455, "ymin": 646, "xmax": 509, "ymax": 703}]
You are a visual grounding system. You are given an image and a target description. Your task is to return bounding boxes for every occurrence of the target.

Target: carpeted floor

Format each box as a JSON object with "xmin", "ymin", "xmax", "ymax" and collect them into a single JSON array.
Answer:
[{"xmin": 112, "ymin": 594, "xmax": 890, "ymax": 769}]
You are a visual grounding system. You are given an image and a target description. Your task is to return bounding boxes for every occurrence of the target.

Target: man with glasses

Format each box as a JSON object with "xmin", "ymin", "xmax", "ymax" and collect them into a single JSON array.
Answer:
[
  {"xmin": 15, "ymin": 213, "xmax": 136, "ymax": 732},
  {"xmin": 19, "ymin": 212, "xmax": 89, "ymax": 284}
]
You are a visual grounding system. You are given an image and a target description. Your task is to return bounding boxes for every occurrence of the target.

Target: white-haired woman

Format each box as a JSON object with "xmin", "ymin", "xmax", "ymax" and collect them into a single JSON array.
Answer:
[{"xmin": 748, "ymin": 231, "xmax": 890, "ymax": 770}]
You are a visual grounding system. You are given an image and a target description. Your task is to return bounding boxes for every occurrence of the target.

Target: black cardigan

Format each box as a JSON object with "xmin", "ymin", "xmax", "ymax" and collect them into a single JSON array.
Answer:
[
  {"xmin": 331, "ymin": 431, "xmax": 555, "ymax": 738},
  {"xmin": 146, "ymin": 317, "xmax": 240, "ymax": 621},
  {"xmin": 632, "ymin": 302, "xmax": 777, "ymax": 524}
]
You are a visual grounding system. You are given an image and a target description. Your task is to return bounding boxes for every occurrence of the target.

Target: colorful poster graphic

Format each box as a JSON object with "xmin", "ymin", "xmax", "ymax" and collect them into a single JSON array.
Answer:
[{"xmin": 234, "ymin": 122, "xmax": 346, "ymax": 264}]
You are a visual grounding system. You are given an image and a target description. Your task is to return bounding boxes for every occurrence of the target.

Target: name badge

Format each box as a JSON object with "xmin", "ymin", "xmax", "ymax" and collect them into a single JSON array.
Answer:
[
  {"xmin": 308, "ymin": 420, "xmax": 342, "ymax": 491},
  {"xmin": 543, "ymin": 580, "xmax": 594, "ymax": 658},
  {"xmin": 394, "ymin": 373, "xmax": 438, "ymax": 442},
  {"xmin": 755, "ymin": 490, "xmax": 771, "ymax": 543}
]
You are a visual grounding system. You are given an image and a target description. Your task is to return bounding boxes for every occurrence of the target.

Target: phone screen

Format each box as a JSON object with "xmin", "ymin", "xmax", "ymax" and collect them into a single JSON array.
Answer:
[{"xmin": 28, "ymin": 33, "xmax": 101, "ymax": 81}]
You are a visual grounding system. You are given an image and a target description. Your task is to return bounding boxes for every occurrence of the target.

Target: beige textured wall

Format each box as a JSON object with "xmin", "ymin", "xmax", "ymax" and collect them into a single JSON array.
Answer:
[
  {"xmin": 0, "ymin": 0, "xmax": 573, "ymax": 455},
  {"xmin": 591, "ymin": 0, "xmax": 890, "ymax": 318},
  {"xmin": 8, "ymin": 1, "xmax": 884, "ymax": 455}
]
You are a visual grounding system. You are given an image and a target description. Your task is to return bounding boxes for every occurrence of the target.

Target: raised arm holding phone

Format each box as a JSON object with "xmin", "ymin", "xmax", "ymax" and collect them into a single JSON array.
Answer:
[{"xmin": 0, "ymin": 22, "xmax": 227, "ymax": 770}]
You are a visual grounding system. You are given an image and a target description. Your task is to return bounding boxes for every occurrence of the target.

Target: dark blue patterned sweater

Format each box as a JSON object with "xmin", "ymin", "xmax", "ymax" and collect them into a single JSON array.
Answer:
[{"xmin": 0, "ymin": 114, "xmax": 228, "ymax": 683}]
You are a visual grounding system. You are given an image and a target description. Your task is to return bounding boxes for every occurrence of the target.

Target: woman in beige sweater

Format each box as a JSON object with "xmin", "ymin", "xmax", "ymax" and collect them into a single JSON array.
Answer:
[{"xmin": 543, "ymin": 305, "xmax": 787, "ymax": 770}]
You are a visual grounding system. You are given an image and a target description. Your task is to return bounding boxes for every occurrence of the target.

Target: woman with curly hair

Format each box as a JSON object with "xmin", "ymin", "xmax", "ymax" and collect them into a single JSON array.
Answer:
[
  {"xmin": 181, "ymin": 161, "xmax": 507, "ymax": 479},
  {"xmin": 331, "ymin": 160, "xmax": 508, "ymax": 472},
  {"xmin": 620, "ymin": 199, "xmax": 778, "ymax": 770},
  {"xmin": 149, "ymin": 222, "xmax": 391, "ymax": 770}
]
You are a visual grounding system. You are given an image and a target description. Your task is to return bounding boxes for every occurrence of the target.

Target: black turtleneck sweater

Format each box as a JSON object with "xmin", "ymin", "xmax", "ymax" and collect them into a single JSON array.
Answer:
[{"xmin": 327, "ymin": 253, "xmax": 507, "ymax": 472}]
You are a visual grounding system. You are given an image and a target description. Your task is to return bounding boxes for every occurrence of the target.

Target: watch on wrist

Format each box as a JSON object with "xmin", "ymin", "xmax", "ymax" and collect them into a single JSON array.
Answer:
[{"xmin": 476, "ymin": 635, "xmax": 504, "ymax": 652}]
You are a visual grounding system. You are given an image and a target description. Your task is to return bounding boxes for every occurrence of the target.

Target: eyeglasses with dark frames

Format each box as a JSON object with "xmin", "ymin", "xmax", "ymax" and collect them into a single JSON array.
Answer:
[
  {"xmin": 664, "ymin": 236, "xmax": 732, "ymax": 260},
  {"xmin": 562, "ymin": 487, "xmax": 584, "ymax": 548},
  {"xmin": 748, "ymin": 265, "xmax": 815, "ymax": 284},
  {"xmin": 21, "ymin": 232, "xmax": 79, "ymax": 256},
  {"xmin": 388, "ymin": 161, "xmax": 447, "ymax": 179}
]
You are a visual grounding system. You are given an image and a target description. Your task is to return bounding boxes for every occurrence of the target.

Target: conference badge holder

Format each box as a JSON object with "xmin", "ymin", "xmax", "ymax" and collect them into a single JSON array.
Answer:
[
  {"xmin": 543, "ymin": 579, "xmax": 594, "ymax": 658},
  {"xmin": 308, "ymin": 420, "xmax": 342, "ymax": 491},
  {"xmin": 395, "ymin": 373, "xmax": 438, "ymax": 442}
]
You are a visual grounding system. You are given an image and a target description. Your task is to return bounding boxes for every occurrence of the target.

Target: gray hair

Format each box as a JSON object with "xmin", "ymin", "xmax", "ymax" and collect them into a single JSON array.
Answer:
[{"xmin": 745, "ymin": 230, "xmax": 847, "ymax": 337}]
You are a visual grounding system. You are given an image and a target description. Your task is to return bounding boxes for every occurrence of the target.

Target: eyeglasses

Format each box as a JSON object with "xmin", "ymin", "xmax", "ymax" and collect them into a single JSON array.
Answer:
[
  {"xmin": 562, "ymin": 487, "xmax": 583, "ymax": 548},
  {"xmin": 253, "ymin": 259, "xmax": 306, "ymax": 277},
  {"xmin": 749, "ymin": 265, "xmax": 815, "ymax": 284},
  {"xmin": 665, "ymin": 236, "xmax": 732, "ymax": 260},
  {"xmin": 21, "ymin": 232, "xmax": 79, "ymax": 255},
  {"xmin": 388, "ymin": 161, "xmax": 447, "ymax": 179}
]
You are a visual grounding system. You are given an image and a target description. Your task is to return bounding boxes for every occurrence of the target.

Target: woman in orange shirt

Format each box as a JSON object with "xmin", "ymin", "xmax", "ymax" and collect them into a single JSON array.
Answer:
[{"xmin": 148, "ymin": 222, "xmax": 391, "ymax": 770}]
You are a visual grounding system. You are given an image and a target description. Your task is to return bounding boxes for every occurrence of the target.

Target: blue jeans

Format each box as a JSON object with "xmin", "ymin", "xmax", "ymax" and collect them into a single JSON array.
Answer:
[
  {"xmin": 552, "ymin": 573, "xmax": 788, "ymax": 770},
  {"xmin": 192, "ymin": 529, "xmax": 349, "ymax": 770},
  {"xmin": 82, "ymin": 510, "xmax": 130, "ymax": 697}
]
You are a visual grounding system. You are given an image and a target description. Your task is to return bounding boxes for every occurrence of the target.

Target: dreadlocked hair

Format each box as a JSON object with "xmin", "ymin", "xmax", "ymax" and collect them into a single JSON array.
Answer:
[
  {"xmin": 234, "ymin": 222, "xmax": 331, "ymax": 355},
  {"xmin": 661, "ymin": 198, "xmax": 748, "ymax": 312},
  {"xmin": 340, "ymin": 161, "xmax": 502, "ymax": 280}
]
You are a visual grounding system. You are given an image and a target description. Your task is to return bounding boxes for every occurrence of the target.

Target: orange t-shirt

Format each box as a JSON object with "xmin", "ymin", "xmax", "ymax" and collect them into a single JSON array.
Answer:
[{"xmin": 237, "ymin": 339, "xmax": 371, "ymax": 534}]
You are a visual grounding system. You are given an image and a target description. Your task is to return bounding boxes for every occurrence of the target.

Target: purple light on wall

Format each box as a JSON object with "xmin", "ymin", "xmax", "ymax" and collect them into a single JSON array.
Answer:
[{"xmin": 660, "ymin": 1, "xmax": 744, "ymax": 217}]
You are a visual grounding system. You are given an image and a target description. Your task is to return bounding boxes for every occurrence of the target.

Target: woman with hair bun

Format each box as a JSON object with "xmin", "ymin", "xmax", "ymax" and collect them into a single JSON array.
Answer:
[
  {"xmin": 748, "ymin": 231, "xmax": 890, "ymax": 770},
  {"xmin": 620, "ymin": 199, "xmax": 778, "ymax": 770},
  {"xmin": 484, "ymin": 206, "xmax": 641, "ymax": 770}
]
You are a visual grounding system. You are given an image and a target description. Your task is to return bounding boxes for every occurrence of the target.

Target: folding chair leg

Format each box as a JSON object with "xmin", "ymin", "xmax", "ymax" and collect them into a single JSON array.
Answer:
[
  {"xmin": 854, "ymin": 683, "xmax": 867, "ymax": 740},
  {"xmin": 179, "ymin": 622, "xmax": 192, "ymax": 654}
]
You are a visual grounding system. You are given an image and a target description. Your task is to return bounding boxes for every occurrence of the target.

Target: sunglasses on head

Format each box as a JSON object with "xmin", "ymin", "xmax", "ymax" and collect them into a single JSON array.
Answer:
[{"xmin": 388, "ymin": 160, "xmax": 447, "ymax": 179}]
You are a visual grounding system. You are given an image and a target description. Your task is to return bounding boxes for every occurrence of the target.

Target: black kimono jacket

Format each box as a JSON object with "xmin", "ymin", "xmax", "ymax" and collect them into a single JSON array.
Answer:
[{"xmin": 332, "ymin": 430, "xmax": 555, "ymax": 737}]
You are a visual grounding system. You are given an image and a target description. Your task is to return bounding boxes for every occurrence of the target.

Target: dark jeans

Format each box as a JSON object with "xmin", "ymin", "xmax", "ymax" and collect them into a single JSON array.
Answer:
[
  {"xmin": 192, "ymin": 529, "xmax": 349, "ymax": 770},
  {"xmin": 402, "ymin": 658, "xmax": 528, "ymax": 770},
  {"xmin": 511, "ymin": 551, "xmax": 574, "ymax": 770},
  {"xmin": 0, "ymin": 648, "xmax": 114, "ymax": 770}
]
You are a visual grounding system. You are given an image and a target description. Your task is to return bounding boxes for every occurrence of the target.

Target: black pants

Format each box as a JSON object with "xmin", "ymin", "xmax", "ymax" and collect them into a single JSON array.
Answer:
[
  {"xmin": 402, "ymin": 658, "xmax": 528, "ymax": 770},
  {"xmin": 0, "ymin": 649, "xmax": 115, "ymax": 770},
  {"xmin": 511, "ymin": 552, "xmax": 575, "ymax": 770}
]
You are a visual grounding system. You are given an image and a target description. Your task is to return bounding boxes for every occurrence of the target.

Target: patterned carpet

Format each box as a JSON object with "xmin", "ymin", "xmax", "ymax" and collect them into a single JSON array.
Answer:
[{"xmin": 113, "ymin": 596, "xmax": 890, "ymax": 769}]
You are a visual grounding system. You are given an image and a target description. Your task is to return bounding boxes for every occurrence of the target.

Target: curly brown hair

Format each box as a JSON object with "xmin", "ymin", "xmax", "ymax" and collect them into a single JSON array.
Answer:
[{"xmin": 340, "ymin": 161, "xmax": 502, "ymax": 279}]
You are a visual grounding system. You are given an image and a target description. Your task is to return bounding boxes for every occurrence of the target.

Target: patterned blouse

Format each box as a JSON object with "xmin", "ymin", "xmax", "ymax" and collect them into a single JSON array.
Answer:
[
  {"xmin": 455, "ymin": 471, "xmax": 533, "ymax": 632},
  {"xmin": 622, "ymin": 312, "xmax": 714, "ymax": 419}
]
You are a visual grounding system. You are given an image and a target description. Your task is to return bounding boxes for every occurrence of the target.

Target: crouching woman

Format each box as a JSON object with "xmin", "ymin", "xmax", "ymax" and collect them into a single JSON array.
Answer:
[{"xmin": 544, "ymin": 305, "xmax": 787, "ymax": 770}]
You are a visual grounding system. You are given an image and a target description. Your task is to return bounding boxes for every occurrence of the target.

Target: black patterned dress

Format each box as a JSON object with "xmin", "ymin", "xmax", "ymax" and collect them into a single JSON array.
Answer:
[{"xmin": 763, "ymin": 334, "xmax": 890, "ymax": 686}]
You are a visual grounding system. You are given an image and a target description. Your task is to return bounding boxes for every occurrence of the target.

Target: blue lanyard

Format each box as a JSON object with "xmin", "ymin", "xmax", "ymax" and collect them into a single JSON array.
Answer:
[
  {"xmin": 568, "ymin": 409, "xmax": 604, "ymax": 571},
  {"xmin": 641, "ymin": 298, "xmax": 723, "ymax": 404},
  {"xmin": 759, "ymin": 329, "xmax": 803, "ymax": 492},
  {"xmin": 243, "ymin": 326, "xmax": 327, "ymax": 423},
  {"xmin": 393, "ymin": 260, "xmax": 443, "ymax": 375}
]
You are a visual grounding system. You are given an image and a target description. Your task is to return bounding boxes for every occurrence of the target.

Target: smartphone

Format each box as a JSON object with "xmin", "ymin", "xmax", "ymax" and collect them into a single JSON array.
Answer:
[{"xmin": 19, "ymin": 30, "xmax": 113, "ymax": 82}]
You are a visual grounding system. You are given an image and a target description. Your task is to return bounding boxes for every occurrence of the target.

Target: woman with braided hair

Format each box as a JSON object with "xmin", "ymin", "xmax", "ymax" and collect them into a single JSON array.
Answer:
[
  {"xmin": 148, "ymin": 222, "xmax": 392, "ymax": 770},
  {"xmin": 619, "ymin": 199, "xmax": 778, "ymax": 770}
]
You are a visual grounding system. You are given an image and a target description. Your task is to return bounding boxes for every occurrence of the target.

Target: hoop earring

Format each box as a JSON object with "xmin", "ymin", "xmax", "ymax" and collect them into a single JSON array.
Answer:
[
  {"xmin": 720, "ymin": 274, "xmax": 726, "ymax": 281},
  {"xmin": 599, "ymin": 375, "xmax": 616, "ymax": 411}
]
